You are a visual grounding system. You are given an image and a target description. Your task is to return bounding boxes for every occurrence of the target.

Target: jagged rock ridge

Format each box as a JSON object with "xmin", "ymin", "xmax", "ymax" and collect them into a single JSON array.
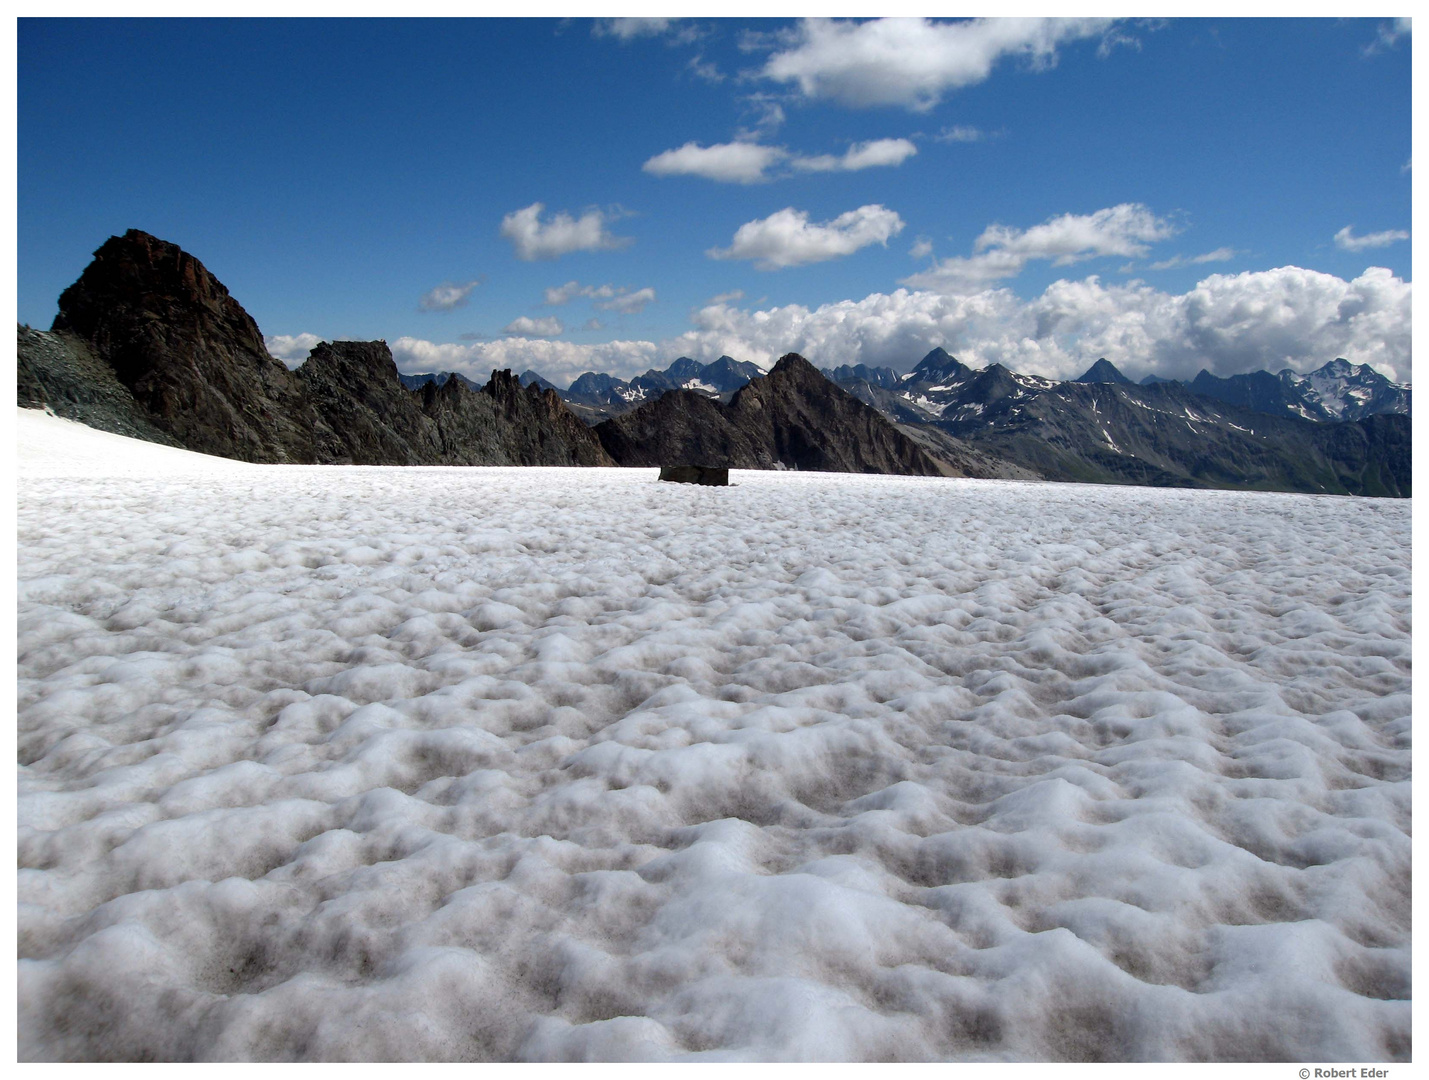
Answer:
[
  {"xmin": 594, "ymin": 353, "xmax": 947, "ymax": 476},
  {"xmin": 29, "ymin": 230, "xmax": 613, "ymax": 468}
]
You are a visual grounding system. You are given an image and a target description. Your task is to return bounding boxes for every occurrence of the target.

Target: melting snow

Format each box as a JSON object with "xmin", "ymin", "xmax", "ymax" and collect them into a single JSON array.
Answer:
[{"xmin": 16, "ymin": 409, "xmax": 1411, "ymax": 1062}]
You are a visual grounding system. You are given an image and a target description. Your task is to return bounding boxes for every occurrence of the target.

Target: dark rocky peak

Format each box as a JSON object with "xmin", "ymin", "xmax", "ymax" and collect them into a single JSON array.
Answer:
[
  {"xmin": 1076, "ymin": 358, "xmax": 1132, "ymax": 384},
  {"xmin": 970, "ymin": 364, "xmax": 1027, "ymax": 401},
  {"xmin": 53, "ymin": 228, "xmax": 270, "ymax": 377},
  {"xmin": 665, "ymin": 356, "xmax": 704, "ymax": 382},
  {"xmin": 301, "ymin": 339, "xmax": 405, "ymax": 389},
  {"xmin": 699, "ymin": 355, "xmax": 763, "ymax": 391},
  {"xmin": 911, "ymin": 346, "xmax": 973, "ymax": 383},
  {"xmin": 1140, "ymin": 373, "xmax": 1176, "ymax": 386},
  {"xmin": 823, "ymin": 362, "xmax": 901, "ymax": 389},
  {"xmin": 50, "ymin": 228, "xmax": 320, "ymax": 462},
  {"xmin": 519, "ymin": 369, "xmax": 558, "ymax": 391},
  {"xmin": 569, "ymin": 370, "xmax": 626, "ymax": 397}
]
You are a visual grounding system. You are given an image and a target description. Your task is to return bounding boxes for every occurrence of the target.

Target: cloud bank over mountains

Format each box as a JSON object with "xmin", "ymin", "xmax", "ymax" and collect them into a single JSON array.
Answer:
[{"xmin": 352, "ymin": 262, "xmax": 1409, "ymax": 388}]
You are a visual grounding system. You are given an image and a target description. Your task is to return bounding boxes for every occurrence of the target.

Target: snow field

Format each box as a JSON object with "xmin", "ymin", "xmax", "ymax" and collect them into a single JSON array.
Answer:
[{"xmin": 17, "ymin": 413, "xmax": 1412, "ymax": 1060}]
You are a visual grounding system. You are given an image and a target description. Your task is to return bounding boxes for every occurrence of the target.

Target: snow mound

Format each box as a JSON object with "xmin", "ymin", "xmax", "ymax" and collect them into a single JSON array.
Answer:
[{"xmin": 17, "ymin": 418, "xmax": 1411, "ymax": 1061}]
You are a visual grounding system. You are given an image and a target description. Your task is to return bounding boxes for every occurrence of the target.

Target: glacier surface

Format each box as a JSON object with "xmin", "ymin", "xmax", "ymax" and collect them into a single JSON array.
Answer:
[{"xmin": 17, "ymin": 410, "xmax": 1411, "ymax": 1061}]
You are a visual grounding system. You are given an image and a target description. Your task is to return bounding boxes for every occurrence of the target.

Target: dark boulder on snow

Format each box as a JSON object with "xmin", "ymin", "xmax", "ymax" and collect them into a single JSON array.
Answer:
[{"xmin": 659, "ymin": 465, "xmax": 729, "ymax": 485}]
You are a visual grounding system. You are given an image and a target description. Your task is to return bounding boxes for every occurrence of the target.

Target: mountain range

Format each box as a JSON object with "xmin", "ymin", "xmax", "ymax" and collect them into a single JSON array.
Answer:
[
  {"xmin": 18, "ymin": 229, "xmax": 1410, "ymax": 496},
  {"xmin": 20, "ymin": 231, "xmax": 951, "ymax": 477}
]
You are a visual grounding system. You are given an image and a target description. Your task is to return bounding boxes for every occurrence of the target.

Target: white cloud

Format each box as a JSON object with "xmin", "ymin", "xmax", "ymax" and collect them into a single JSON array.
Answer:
[
  {"xmin": 543, "ymin": 281, "xmax": 653, "ymax": 313},
  {"xmin": 1363, "ymin": 17, "xmax": 1411, "ymax": 55},
  {"xmin": 418, "ymin": 280, "xmax": 479, "ymax": 312},
  {"xmin": 708, "ymin": 204, "xmax": 905, "ymax": 269},
  {"xmin": 645, "ymin": 136, "xmax": 917, "ymax": 183},
  {"xmin": 599, "ymin": 287, "xmax": 656, "ymax": 315},
  {"xmin": 499, "ymin": 203, "xmax": 633, "ymax": 261},
  {"xmin": 762, "ymin": 17, "xmax": 1117, "ymax": 111},
  {"xmin": 904, "ymin": 203, "xmax": 1177, "ymax": 293},
  {"xmin": 935, "ymin": 125, "xmax": 989, "ymax": 142},
  {"xmin": 390, "ymin": 335, "xmax": 662, "ymax": 388},
  {"xmin": 977, "ymin": 203, "xmax": 1177, "ymax": 264},
  {"xmin": 791, "ymin": 137, "xmax": 918, "ymax": 172},
  {"xmin": 1334, "ymin": 225, "xmax": 1409, "ymax": 252},
  {"xmin": 710, "ymin": 290, "xmax": 744, "ymax": 304},
  {"xmin": 264, "ymin": 333, "xmax": 324, "ymax": 368},
  {"xmin": 643, "ymin": 141, "xmax": 787, "ymax": 184},
  {"xmin": 688, "ymin": 55, "xmax": 725, "ymax": 83},
  {"xmin": 1147, "ymin": 247, "xmax": 1238, "ymax": 271},
  {"xmin": 544, "ymin": 281, "xmax": 617, "ymax": 306},
  {"xmin": 593, "ymin": 18, "xmax": 674, "ymax": 41},
  {"xmin": 503, "ymin": 315, "xmax": 564, "ymax": 337},
  {"xmin": 391, "ymin": 265, "xmax": 1411, "ymax": 388},
  {"xmin": 909, "ymin": 238, "xmax": 933, "ymax": 260}
]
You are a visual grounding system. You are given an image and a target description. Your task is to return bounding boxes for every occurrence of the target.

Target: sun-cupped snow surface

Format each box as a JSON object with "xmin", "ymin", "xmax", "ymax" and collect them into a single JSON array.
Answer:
[{"xmin": 17, "ymin": 410, "xmax": 1411, "ymax": 1061}]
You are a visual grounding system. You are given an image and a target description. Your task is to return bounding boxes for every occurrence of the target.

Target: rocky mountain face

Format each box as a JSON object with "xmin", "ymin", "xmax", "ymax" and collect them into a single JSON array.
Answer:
[
  {"xmin": 594, "ymin": 353, "xmax": 948, "ymax": 476},
  {"xmin": 27, "ymin": 230, "xmax": 613, "ymax": 468},
  {"xmin": 815, "ymin": 346, "xmax": 1410, "ymax": 496},
  {"xmin": 1189, "ymin": 359, "xmax": 1412, "ymax": 422},
  {"xmin": 398, "ymin": 370, "xmax": 482, "ymax": 393},
  {"xmin": 51, "ymin": 229, "xmax": 325, "ymax": 463},
  {"xmin": 542, "ymin": 354, "xmax": 770, "ymax": 422},
  {"xmin": 17, "ymin": 323, "xmax": 184, "ymax": 447},
  {"xmin": 1076, "ymin": 358, "xmax": 1134, "ymax": 384}
]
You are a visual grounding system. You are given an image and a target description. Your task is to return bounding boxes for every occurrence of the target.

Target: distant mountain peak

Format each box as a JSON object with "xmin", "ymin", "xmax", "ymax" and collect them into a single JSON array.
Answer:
[{"xmin": 1076, "ymin": 358, "xmax": 1132, "ymax": 384}]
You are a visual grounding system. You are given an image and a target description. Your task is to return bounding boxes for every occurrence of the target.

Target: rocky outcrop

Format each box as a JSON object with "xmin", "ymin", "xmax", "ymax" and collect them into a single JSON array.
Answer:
[
  {"xmin": 295, "ymin": 340, "xmax": 439, "ymax": 465},
  {"xmin": 28, "ymin": 230, "xmax": 614, "ymax": 469},
  {"xmin": 595, "ymin": 353, "xmax": 947, "ymax": 475},
  {"xmin": 51, "ymin": 229, "xmax": 323, "ymax": 463},
  {"xmin": 17, "ymin": 324, "xmax": 183, "ymax": 447}
]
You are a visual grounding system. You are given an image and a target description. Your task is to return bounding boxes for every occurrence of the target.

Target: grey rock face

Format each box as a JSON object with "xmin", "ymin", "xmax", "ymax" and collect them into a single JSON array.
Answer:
[
  {"xmin": 17, "ymin": 324, "xmax": 184, "ymax": 446},
  {"xmin": 596, "ymin": 353, "xmax": 947, "ymax": 476}
]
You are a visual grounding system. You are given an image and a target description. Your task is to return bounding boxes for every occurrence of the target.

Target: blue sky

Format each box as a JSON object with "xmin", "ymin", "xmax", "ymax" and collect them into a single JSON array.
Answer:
[{"xmin": 18, "ymin": 17, "xmax": 1413, "ymax": 386}]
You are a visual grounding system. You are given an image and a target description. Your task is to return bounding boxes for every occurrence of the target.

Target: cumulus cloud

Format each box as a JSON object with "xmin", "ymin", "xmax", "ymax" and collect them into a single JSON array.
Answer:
[
  {"xmin": 645, "ymin": 137, "xmax": 917, "ymax": 182},
  {"xmin": 503, "ymin": 315, "xmax": 564, "ymax": 337},
  {"xmin": 791, "ymin": 137, "xmax": 918, "ymax": 172},
  {"xmin": 904, "ymin": 203, "xmax": 1177, "ymax": 293},
  {"xmin": 500, "ymin": 203, "xmax": 633, "ymax": 260},
  {"xmin": 1147, "ymin": 247, "xmax": 1238, "ymax": 271},
  {"xmin": 599, "ymin": 287, "xmax": 656, "ymax": 315},
  {"xmin": 390, "ymin": 335, "xmax": 662, "ymax": 388},
  {"xmin": 708, "ymin": 204, "xmax": 905, "ymax": 269},
  {"xmin": 393, "ymin": 263, "xmax": 1410, "ymax": 388},
  {"xmin": 909, "ymin": 238, "xmax": 934, "ymax": 259},
  {"xmin": 643, "ymin": 141, "xmax": 787, "ymax": 183},
  {"xmin": 418, "ymin": 280, "xmax": 480, "ymax": 312},
  {"xmin": 1334, "ymin": 225, "xmax": 1409, "ymax": 252},
  {"xmin": 264, "ymin": 333, "xmax": 324, "ymax": 368},
  {"xmin": 762, "ymin": 17, "xmax": 1117, "ymax": 111}
]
